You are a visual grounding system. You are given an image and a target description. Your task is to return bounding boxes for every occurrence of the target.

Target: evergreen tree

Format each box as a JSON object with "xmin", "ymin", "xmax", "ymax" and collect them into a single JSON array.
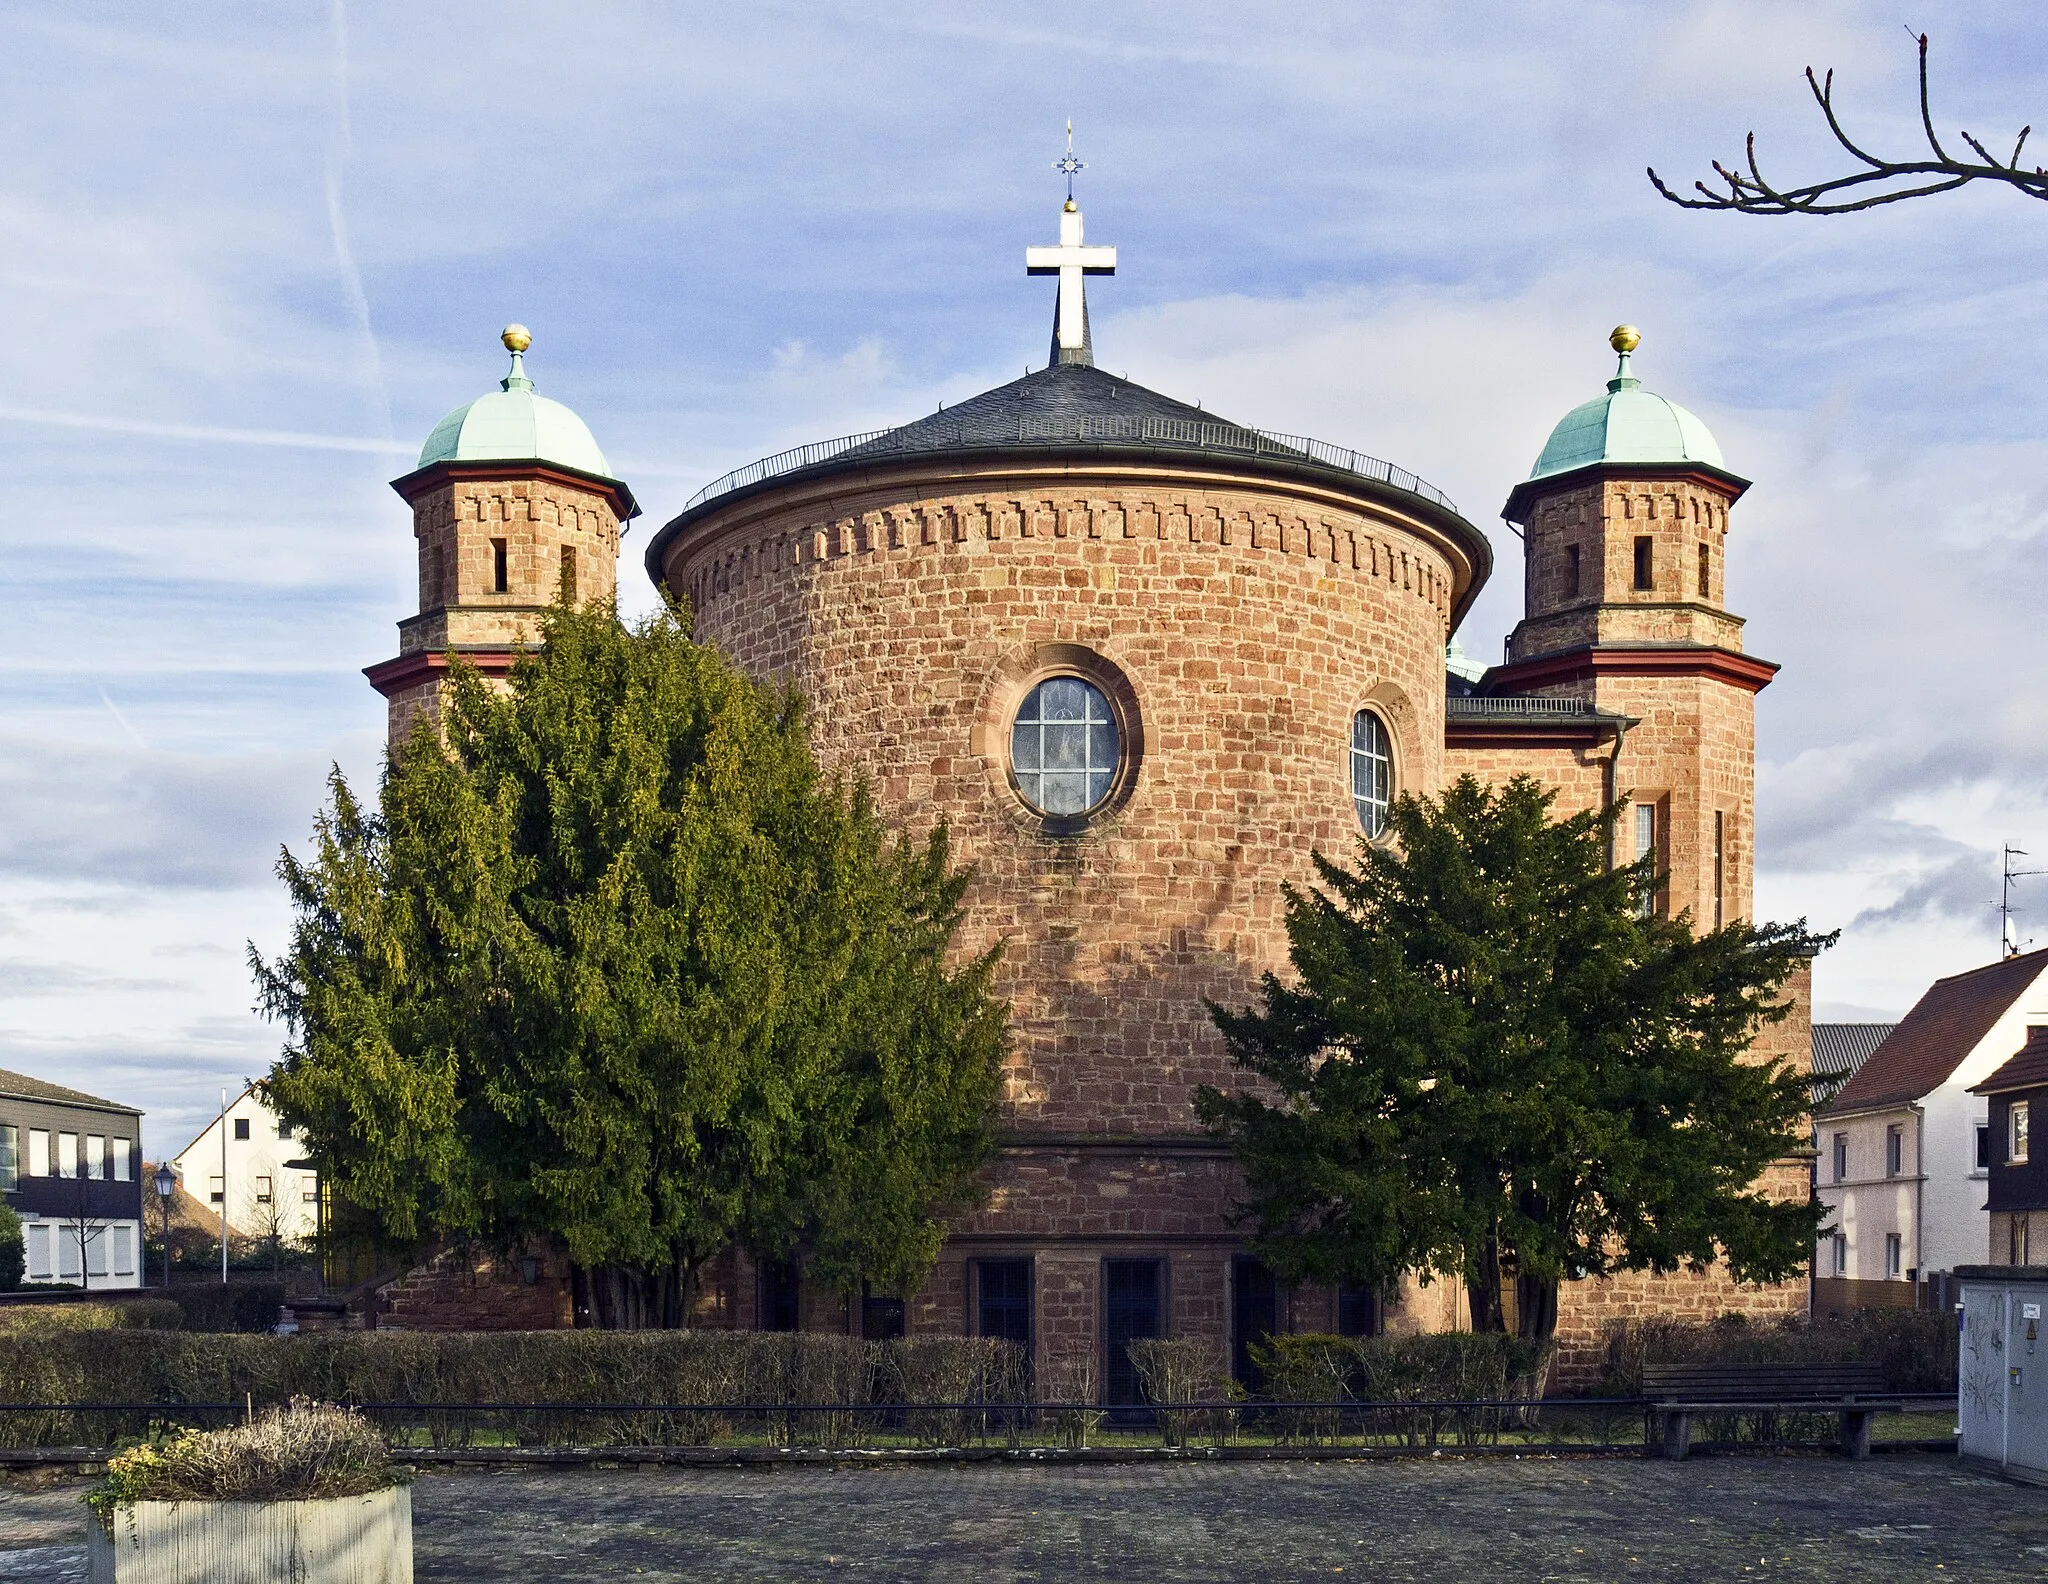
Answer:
[
  {"xmin": 254, "ymin": 601, "xmax": 1006, "ymax": 1326},
  {"xmin": 1196, "ymin": 774, "xmax": 1830, "ymax": 1343}
]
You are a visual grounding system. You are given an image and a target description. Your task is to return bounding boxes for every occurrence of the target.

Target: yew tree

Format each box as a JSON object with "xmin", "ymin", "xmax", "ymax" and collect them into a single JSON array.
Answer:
[
  {"xmin": 1197, "ymin": 774, "xmax": 1830, "ymax": 1343},
  {"xmin": 254, "ymin": 600, "xmax": 1006, "ymax": 1327}
]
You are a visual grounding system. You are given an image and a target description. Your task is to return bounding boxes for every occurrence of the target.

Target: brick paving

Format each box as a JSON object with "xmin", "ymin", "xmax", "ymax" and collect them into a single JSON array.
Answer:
[{"xmin": 4, "ymin": 1453, "xmax": 2043, "ymax": 1581}]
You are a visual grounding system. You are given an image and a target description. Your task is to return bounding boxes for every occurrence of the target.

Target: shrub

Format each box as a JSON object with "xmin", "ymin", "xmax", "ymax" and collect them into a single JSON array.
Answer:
[
  {"xmin": 0, "ymin": 1303, "xmax": 124, "ymax": 1335},
  {"xmin": 116, "ymin": 1300, "xmax": 186, "ymax": 1331},
  {"xmin": 0, "ymin": 1204, "xmax": 23, "ymax": 1290},
  {"xmin": 160, "ymin": 1284, "xmax": 288, "ymax": 1335},
  {"xmin": 1597, "ymin": 1310, "xmax": 1959, "ymax": 1395},
  {"xmin": 1248, "ymin": 1334, "xmax": 1357, "ymax": 1443},
  {"xmin": 1037, "ymin": 1347, "xmax": 1102, "ymax": 1449},
  {"xmin": 883, "ymin": 1336, "xmax": 1026, "ymax": 1447},
  {"xmin": 87, "ymin": 1400, "xmax": 397, "ymax": 1526},
  {"xmin": 1126, "ymin": 1338, "xmax": 1236, "ymax": 1448}
]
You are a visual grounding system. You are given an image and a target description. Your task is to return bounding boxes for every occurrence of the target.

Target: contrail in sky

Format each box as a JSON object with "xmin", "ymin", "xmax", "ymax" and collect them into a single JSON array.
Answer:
[{"xmin": 327, "ymin": 0, "xmax": 393, "ymax": 443}]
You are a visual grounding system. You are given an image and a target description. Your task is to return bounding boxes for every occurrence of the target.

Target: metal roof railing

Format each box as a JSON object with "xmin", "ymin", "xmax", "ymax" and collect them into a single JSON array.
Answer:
[
  {"xmin": 1445, "ymin": 696, "xmax": 1597, "ymax": 718},
  {"xmin": 679, "ymin": 414, "xmax": 1456, "ymax": 517}
]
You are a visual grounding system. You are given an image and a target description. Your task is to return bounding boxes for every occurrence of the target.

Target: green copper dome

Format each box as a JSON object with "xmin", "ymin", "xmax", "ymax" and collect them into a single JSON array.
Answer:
[
  {"xmin": 417, "ymin": 326, "xmax": 615, "ymax": 480},
  {"xmin": 1526, "ymin": 327, "xmax": 1725, "ymax": 482}
]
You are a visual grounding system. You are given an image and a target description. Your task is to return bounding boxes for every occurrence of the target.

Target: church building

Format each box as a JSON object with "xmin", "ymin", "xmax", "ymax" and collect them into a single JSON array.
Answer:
[{"xmin": 367, "ymin": 186, "xmax": 1811, "ymax": 1383}]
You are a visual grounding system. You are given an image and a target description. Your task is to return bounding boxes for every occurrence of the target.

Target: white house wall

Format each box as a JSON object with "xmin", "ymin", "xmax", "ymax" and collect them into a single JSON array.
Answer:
[{"xmin": 170, "ymin": 1090, "xmax": 318, "ymax": 1244}]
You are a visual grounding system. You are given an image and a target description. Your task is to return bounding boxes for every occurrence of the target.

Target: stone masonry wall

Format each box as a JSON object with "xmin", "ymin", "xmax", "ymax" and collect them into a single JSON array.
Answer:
[{"xmin": 665, "ymin": 462, "xmax": 1462, "ymax": 1139}]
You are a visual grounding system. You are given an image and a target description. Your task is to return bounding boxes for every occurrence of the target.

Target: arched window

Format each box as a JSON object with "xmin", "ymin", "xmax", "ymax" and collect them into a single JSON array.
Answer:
[
  {"xmin": 1350, "ymin": 711, "xmax": 1393, "ymax": 837},
  {"xmin": 1011, "ymin": 677, "xmax": 1119, "ymax": 816}
]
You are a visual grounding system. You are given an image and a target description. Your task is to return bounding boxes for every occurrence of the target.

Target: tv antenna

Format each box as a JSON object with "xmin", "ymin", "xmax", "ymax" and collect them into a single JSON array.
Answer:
[{"xmin": 2000, "ymin": 843, "xmax": 2047, "ymax": 957}]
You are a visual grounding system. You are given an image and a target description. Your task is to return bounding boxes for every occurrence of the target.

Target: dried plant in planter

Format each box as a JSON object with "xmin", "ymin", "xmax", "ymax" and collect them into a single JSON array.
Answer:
[{"xmin": 88, "ymin": 1400, "xmax": 400, "ymax": 1528}]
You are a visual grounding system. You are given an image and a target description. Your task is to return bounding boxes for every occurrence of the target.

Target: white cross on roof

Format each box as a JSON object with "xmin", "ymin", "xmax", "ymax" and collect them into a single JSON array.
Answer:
[
  {"xmin": 1026, "ymin": 202, "xmax": 1116, "ymax": 364},
  {"xmin": 1026, "ymin": 125, "xmax": 1115, "ymax": 367}
]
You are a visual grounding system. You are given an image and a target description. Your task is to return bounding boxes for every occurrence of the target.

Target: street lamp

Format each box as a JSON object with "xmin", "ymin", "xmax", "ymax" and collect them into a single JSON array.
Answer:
[{"xmin": 153, "ymin": 1164, "xmax": 176, "ymax": 1290}]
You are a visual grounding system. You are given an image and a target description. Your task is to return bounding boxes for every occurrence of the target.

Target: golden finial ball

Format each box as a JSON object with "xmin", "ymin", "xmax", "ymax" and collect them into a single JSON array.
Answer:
[
  {"xmin": 501, "ymin": 324, "xmax": 532, "ymax": 354},
  {"xmin": 1609, "ymin": 324, "xmax": 1641, "ymax": 354}
]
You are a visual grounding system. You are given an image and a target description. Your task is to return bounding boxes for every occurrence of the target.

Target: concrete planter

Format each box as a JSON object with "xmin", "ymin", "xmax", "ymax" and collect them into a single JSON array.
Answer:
[{"xmin": 89, "ymin": 1486, "xmax": 411, "ymax": 1584}]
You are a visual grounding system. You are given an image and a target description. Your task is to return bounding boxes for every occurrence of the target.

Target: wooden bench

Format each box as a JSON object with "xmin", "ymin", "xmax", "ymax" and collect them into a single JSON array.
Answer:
[{"xmin": 1640, "ymin": 1362, "xmax": 1897, "ymax": 1461}]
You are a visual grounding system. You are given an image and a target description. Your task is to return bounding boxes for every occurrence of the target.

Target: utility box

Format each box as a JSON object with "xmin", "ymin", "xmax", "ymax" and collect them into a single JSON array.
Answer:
[{"xmin": 1957, "ymin": 1265, "xmax": 2048, "ymax": 1485}]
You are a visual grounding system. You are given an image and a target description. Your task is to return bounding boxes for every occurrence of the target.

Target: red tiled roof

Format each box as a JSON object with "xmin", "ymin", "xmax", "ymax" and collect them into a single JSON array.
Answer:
[
  {"xmin": 1973, "ymin": 1026, "xmax": 2048, "ymax": 1097},
  {"xmin": 1821, "ymin": 949, "xmax": 2048, "ymax": 1114}
]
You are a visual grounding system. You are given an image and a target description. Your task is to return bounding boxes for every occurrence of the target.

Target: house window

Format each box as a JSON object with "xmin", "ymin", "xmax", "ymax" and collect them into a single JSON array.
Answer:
[
  {"xmin": 1830, "ymin": 1233, "xmax": 1847, "ymax": 1276},
  {"xmin": 1885, "ymin": 1125, "xmax": 1904, "ymax": 1178},
  {"xmin": 0, "ymin": 1125, "xmax": 16, "ymax": 1192},
  {"xmin": 1884, "ymin": 1233, "xmax": 1903, "ymax": 1279},
  {"xmin": 28, "ymin": 1129, "xmax": 49, "ymax": 1178},
  {"xmin": 57, "ymin": 1133, "xmax": 78, "ymax": 1179},
  {"xmin": 2013, "ymin": 1215, "xmax": 2032, "ymax": 1267},
  {"xmin": 1565, "ymin": 543, "xmax": 1581, "ymax": 597},
  {"xmin": 110, "ymin": 1138, "xmax": 130, "ymax": 1182},
  {"xmin": 491, "ymin": 538, "xmax": 509, "ymax": 594},
  {"xmin": 1010, "ymin": 677, "xmax": 1119, "ymax": 818},
  {"xmin": 1336, "ymin": 1283, "xmax": 1379, "ymax": 1338},
  {"xmin": 277, "ymin": 1121, "xmax": 294, "ymax": 1141},
  {"xmin": 2014, "ymin": 1102, "xmax": 2031, "ymax": 1165},
  {"xmin": 112, "ymin": 1225, "xmax": 135, "ymax": 1278},
  {"xmin": 1634, "ymin": 803, "xmax": 1657, "ymax": 918},
  {"xmin": 757, "ymin": 1259, "xmax": 800, "ymax": 1332},
  {"xmin": 1231, "ymin": 1257, "xmax": 1279, "ymax": 1392},
  {"xmin": 860, "ymin": 1281, "xmax": 905, "ymax": 1341},
  {"xmin": 254, "ymin": 1175, "xmax": 273, "ymax": 1205},
  {"xmin": 977, "ymin": 1259, "xmax": 1032, "ymax": 1350},
  {"xmin": 1633, "ymin": 536, "xmax": 1654, "ymax": 591},
  {"xmin": 26, "ymin": 1223, "xmax": 53, "ymax": 1281},
  {"xmin": 57, "ymin": 1228, "xmax": 81, "ymax": 1280},
  {"xmin": 234, "ymin": 1118, "xmax": 250, "ymax": 1141},
  {"xmin": 208, "ymin": 1175, "xmax": 225, "ymax": 1205},
  {"xmin": 1697, "ymin": 542, "xmax": 1711, "ymax": 598},
  {"xmin": 1978, "ymin": 1124, "xmax": 1993, "ymax": 1170},
  {"xmin": 1832, "ymin": 1132, "xmax": 1848, "ymax": 1183},
  {"xmin": 1350, "ymin": 711, "xmax": 1394, "ymax": 838},
  {"xmin": 1103, "ymin": 1259, "xmax": 1163, "ymax": 1407},
  {"xmin": 560, "ymin": 544, "xmax": 577, "ymax": 601},
  {"xmin": 85, "ymin": 1135, "xmax": 104, "ymax": 1180}
]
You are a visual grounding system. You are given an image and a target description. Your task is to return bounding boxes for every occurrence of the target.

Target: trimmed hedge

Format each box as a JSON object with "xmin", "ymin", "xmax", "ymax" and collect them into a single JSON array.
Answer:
[
  {"xmin": 0, "ymin": 1330, "xmax": 1028, "ymax": 1450},
  {"xmin": 1597, "ymin": 1311, "xmax": 1958, "ymax": 1395}
]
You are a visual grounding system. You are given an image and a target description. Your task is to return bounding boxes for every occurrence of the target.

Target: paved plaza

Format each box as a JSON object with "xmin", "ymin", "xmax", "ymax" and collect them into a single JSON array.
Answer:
[{"xmin": 3, "ymin": 1453, "xmax": 2044, "ymax": 1581}]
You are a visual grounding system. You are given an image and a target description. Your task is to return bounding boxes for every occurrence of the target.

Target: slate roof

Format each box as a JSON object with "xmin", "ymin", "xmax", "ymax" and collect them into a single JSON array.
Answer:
[
  {"xmin": 0, "ymin": 1065, "xmax": 140, "ymax": 1114},
  {"xmin": 1973, "ymin": 1026, "xmax": 2048, "ymax": 1097},
  {"xmin": 647, "ymin": 363, "xmax": 1491, "ymax": 612},
  {"xmin": 1810, "ymin": 1023, "xmax": 1896, "ymax": 1108},
  {"xmin": 859, "ymin": 363, "xmax": 1232, "ymax": 450},
  {"xmin": 1821, "ymin": 949, "xmax": 2048, "ymax": 1114}
]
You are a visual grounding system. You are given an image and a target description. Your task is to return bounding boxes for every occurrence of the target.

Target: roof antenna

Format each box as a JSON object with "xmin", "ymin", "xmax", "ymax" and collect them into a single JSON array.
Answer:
[{"xmin": 2002, "ymin": 844, "xmax": 2046, "ymax": 957}]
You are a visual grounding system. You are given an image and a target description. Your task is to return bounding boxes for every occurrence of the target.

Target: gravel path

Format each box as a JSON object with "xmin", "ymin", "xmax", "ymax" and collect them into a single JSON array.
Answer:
[{"xmin": 4, "ymin": 1453, "xmax": 2042, "ymax": 1581}]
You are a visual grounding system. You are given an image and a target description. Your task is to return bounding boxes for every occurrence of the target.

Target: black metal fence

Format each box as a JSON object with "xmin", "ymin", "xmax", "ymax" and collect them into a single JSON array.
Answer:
[{"xmin": 0, "ymin": 1396, "xmax": 1958, "ymax": 1457}]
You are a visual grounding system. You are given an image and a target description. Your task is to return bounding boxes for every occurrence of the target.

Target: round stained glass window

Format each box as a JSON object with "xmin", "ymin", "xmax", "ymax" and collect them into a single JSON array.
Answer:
[
  {"xmin": 1351, "ymin": 710, "xmax": 1392, "ymax": 837},
  {"xmin": 1011, "ymin": 676, "xmax": 1120, "ymax": 817}
]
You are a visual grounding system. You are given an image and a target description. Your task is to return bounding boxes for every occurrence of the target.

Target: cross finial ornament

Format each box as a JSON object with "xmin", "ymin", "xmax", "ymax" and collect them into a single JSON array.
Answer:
[
  {"xmin": 1054, "ymin": 119, "xmax": 1085, "ymax": 200},
  {"xmin": 1026, "ymin": 124, "xmax": 1116, "ymax": 367}
]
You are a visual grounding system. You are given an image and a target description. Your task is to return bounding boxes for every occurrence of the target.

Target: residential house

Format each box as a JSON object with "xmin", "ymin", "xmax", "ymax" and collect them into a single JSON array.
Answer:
[
  {"xmin": 0, "ymin": 1066, "xmax": 145, "ymax": 1290},
  {"xmin": 1814, "ymin": 948, "xmax": 2048, "ymax": 1314},
  {"xmin": 171, "ymin": 1086, "xmax": 317, "ymax": 1248},
  {"xmin": 1973, "ymin": 1026, "xmax": 2048, "ymax": 1266}
]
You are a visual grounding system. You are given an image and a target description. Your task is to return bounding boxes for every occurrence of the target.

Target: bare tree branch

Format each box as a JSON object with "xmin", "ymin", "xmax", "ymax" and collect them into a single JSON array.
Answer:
[{"xmin": 1648, "ymin": 31, "xmax": 2048, "ymax": 216}]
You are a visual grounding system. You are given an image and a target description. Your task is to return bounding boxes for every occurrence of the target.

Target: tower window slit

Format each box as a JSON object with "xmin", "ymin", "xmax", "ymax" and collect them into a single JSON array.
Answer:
[
  {"xmin": 1634, "ymin": 802, "xmax": 1657, "ymax": 918},
  {"xmin": 492, "ymin": 538, "xmax": 509, "ymax": 594},
  {"xmin": 429, "ymin": 545, "xmax": 446, "ymax": 607},
  {"xmin": 1565, "ymin": 543, "xmax": 1580, "ymax": 598},
  {"xmin": 560, "ymin": 544, "xmax": 577, "ymax": 601},
  {"xmin": 1714, "ymin": 809, "xmax": 1725, "ymax": 928},
  {"xmin": 1633, "ymin": 536, "xmax": 1653, "ymax": 592},
  {"xmin": 1698, "ymin": 542, "xmax": 1710, "ymax": 598}
]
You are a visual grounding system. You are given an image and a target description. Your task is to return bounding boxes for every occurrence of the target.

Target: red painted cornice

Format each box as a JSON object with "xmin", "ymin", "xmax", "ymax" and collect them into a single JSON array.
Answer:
[
  {"xmin": 388, "ymin": 459, "xmax": 639, "ymax": 523},
  {"xmin": 363, "ymin": 648, "xmax": 527, "ymax": 699},
  {"xmin": 1444, "ymin": 720, "xmax": 1619, "ymax": 751},
  {"xmin": 1482, "ymin": 644, "xmax": 1779, "ymax": 696}
]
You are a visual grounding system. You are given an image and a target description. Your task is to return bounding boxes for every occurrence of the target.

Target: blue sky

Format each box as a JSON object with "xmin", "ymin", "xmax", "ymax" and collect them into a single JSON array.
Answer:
[{"xmin": 5, "ymin": 0, "xmax": 2048, "ymax": 1150}]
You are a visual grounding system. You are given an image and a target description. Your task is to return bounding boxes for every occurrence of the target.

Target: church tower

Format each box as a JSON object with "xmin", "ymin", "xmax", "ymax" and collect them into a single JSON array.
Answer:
[
  {"xmin": 366, "ymin": 326, "xmax": 638, "ymax": 743},
  {"xmin": 1492, "ymin": 327, "xmax": 1775, "ymax": 929}
]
